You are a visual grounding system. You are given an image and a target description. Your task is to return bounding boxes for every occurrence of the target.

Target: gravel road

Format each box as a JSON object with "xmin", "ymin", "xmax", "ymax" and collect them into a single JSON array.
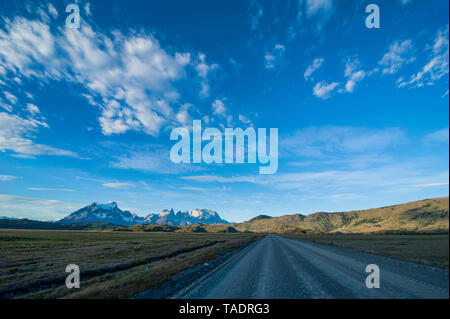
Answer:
[{"xmin": 173, "ymin": 235, "xmax": 449, "ymax": 299}]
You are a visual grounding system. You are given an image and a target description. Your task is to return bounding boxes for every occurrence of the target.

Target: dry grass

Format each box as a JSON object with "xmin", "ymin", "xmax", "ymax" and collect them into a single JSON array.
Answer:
[
  {"xmin": 284, "ymin": 233, "xmax": 449, "ymax": 269},
  {"xmin": 0, "ymin": 229, "xmax": 261, "ymax": 298},
  {"xmin": 237, "ymin": 197, "xmax": 449, "ymax": 234}
]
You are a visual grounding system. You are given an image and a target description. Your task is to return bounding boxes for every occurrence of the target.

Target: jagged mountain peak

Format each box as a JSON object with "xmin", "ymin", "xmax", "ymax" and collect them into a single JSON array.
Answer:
[{"xmin": 59, "ymin": 203, "xmax": 229, "ymax": 226}]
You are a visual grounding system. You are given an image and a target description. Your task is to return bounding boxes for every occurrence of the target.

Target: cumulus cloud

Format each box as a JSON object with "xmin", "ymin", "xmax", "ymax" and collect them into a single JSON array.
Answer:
[
  {"xmin": 313, "ymin": 81, "xmax": 339, "ymax": 99},
  {"xmin": 343, "ymin": 57, "xmax": 366, "ymax": 93},
  {"xmin": 0, "ymin": 14, "xmax": 219, "ymax": 136},
  {"xmin": 212, "ymin": 99, "xmax": 227, "ymax": 117}
]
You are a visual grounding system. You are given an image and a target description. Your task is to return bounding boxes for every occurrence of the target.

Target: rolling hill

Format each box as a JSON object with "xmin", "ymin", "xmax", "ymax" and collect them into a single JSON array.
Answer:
[{"xmin": 236, "ymin": 197, "xmax": 449, "ymax": 234}]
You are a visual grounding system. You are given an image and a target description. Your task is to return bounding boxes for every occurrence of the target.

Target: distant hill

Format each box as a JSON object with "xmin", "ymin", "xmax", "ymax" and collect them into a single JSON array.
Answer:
[
  {"xmin": 58, "ymin": 202, "xmax": 229, "ymax": 226},
  {"xmin": 236, "ymin": 197, "xmax": 449, "ymax": 234},
  {"xmin": 0, "ymin": 218, "xmax": 238, "ymax": 233},
  {"xmin": 0, "ymin": 218, "xmax": 116, "ymax": 230},
  {"xmin": 121, "ymin": 223, "xmax": 239, "ymax": 233}
]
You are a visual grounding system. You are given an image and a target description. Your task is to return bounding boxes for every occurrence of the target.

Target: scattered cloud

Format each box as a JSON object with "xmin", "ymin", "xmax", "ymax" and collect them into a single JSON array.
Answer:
[
  {"xmin": 264, "ymin": 44, "xmax": 285, "ymax": 69},
  {"xmin": 304, "ymin": 58, "xmax": 324, "ymax": 80},
  {"xmin": 249, "ymin": 0, "xmax": 264, "ymax": 31},
  {"xmin": 313, "ymin": 81, "xmax": 339, "ymax": 99},
  {"xmin": 379, "ymin": 40, "xmax": 415, "ymax": 75},
  {"xmin": 212, "ymin": 99, "xmax": 227, "ymax": 117},
  {"xmin": 0, "ymin": 112, "xmax": 77, "ymax": 157},
  {"xmin": 282, "ymin": 126, "xmax": 407, "ymax": 158},
  {"xmin": 305, "ymin": 0, "xmax": 333, "ymax": 16},
  {"xmin": 3, "ymin": 91, "xmax": 17, "ymax": 104},
  {"xmin": 0, "ymin": 14, "xmax": 219, "ymax": 137},
  {"xmin": 26, "ymin": 103, "xmax": 40, "ymax": 114},
  {"xmin": 0, "ymin": 194, "xmax": 80, "ymax": 220},
  {"xmin": 398, "ymin": 26, "xmax": 449, "ymax": 88},
  {"xmin": 344, "ymin": 57, "xmax": 366, "ymax": 93}
]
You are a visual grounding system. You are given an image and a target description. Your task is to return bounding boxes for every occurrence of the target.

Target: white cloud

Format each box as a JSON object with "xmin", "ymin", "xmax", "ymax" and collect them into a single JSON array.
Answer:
[
  {"xmin": 282, "ymin": 126, "xmax": 407, "ymax": 158},
  {"xmin": 3, "ymin": 91, "xmax": 18, "ymax": 104},
  {"xmin": 304, "ymin": 58, "xmax": 324, "ymax": 80},
  {"xmin": 196, "ymin": 53, "xmax": 218, "ymax": 98},
  {"xmin": 0, "ymin": 175, "xmax": 17, "ymax": 181},
  {"xmin": 175, "ymin": 103, "xmax": 193, "ymax": 126},
  {"xmin": 84, "ymin": 2, "xmax": 92, "ymax": 17},
  {"xmin": 0, "ymin": 15, "xmax": 219, "ymax": 136},
  {"xmin": 0, "ymin": 112, "xmax": 76, "ymax": 157},
  {"xmin": 0, "ymin": 194, "xmax": 80, "ymax": 220},
  {"xmin": 313, "ymin": 81, "xmax": 339, "ymax": 99},
  {"xmin": 28, "ymin": 188, "xmax": 76, "ymax": 192},
  {"xmin": 111, "ymin": 149, "xmax": 202, "ymax": 174},
  {"xmin": 249, "ymin": 0, "xmax": 264, "ymax": 31},
  {"xmin": 379, "ymin": 40, "xmax": 415, "ymax": 74},
  {"xmin": 0, "ymin": 98, "xmax": 13, "ymax": 112},
  {"xmin": 48, "ymin": 3, "xmax": 58, "ymax": 18},
  {"xmin": 212, "ymin": 99, "xmax": 227, "ymax": 117},
  {"xmin": 26, "ymin": 103, "xmax": 40, "ymax": 114},
  {"xmin": 398, "ymin": 26, "xmax": 449, "ymax": 88},
  {"xmin": 343, "ymin": 57, "xmax": 366, "ymax": 93},
  {"xmin": 238, "ymin": 114, "xmax": 252, "ymax": 125},
  {"xmin": 413, "ymin": 182, "xmax": 448, "ymax": 187},
  {"xmin": 102, "ymin": 182, "xmax": 135, "ymax": 189},
  {"xmin": 306, "ymin": 0, "xmax": 333, "ymax": 16},
  {"xmin": 264, "ymin": 44, "xmax": 285, "ymax": 69},
  {"xmin": 423, "ymin": 128, "xmax": 449, "ymax": 145}
]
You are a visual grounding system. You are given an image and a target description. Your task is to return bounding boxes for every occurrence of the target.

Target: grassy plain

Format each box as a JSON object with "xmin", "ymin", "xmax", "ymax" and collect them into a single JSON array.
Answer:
[
  {"xmin": 285, "ymin": 233, "xmax": 449, "ymax": 269},
  {"xmin": 0, "ymin": 229, "xmax": 260, "ymax": 299}
]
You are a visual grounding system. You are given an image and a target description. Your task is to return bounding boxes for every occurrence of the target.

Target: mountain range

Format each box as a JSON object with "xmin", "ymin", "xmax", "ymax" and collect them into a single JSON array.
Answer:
[
  {"xmin": 235, "ymin": 197, "xmax": 449, "ymax": 234},
  {"xmin": 0, "ymin": 197, "xmax": 448, "ymax": 234},
  {"xmin": 57, "ymin": 202, "xmax": 229, "ymax": 226}
]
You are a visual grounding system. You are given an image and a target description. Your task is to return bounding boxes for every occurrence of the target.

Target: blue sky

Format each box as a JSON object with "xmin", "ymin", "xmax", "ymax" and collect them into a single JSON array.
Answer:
[{"xmin": 0, "ymin": 0, "xmax": 448, "ymax": 222}]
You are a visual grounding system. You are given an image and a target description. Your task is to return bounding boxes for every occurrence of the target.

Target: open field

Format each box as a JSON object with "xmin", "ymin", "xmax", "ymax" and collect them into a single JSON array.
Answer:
[
  {"xmin": 284, "ymin": 234, "xmax": 449, "ymax": 270},
  {"xmin": 0, "ymin": 229, "xmax": 261, "ymax": 299}
]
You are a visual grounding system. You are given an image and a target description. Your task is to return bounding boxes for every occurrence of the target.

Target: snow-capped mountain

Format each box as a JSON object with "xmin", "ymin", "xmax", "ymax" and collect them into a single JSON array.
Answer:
[
  {"xmin": 58, "ymin": 202, "xmax": 145, "ymax": 226},
  {"xmin": 144, "ymin": 209, "xmax": 229, "ymax": 225},
  {"xmin": 58, "ymin": 202, "xmax": 229, "ymax": 226}
]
